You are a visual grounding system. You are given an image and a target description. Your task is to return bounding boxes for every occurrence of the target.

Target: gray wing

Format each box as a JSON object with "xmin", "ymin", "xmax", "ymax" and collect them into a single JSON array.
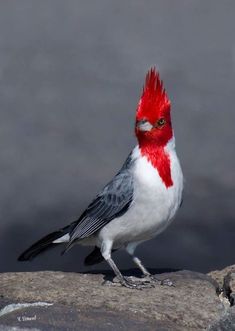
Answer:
[{"xmin": 67, "ymin": 153, "xmax": 134, "ymax": 246}]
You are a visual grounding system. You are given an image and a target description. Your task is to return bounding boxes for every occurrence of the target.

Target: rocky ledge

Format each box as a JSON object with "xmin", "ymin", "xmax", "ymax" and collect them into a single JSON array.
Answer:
[{"xmin": 1, "ymin": 266, "xmax": 235, "ymax": 330}]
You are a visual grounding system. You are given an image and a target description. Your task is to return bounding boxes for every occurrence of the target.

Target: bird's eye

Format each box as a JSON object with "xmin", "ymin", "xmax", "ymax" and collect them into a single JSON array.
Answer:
[{"xmin": 156, "ymin": 118, "xmax": 166, "ymax": 128}]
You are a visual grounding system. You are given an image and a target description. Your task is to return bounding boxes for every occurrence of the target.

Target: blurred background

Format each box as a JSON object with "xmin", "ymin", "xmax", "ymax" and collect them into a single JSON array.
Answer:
[{"xmin": 0, "ymin": 0, "xmax": 234, "ymax": 274}]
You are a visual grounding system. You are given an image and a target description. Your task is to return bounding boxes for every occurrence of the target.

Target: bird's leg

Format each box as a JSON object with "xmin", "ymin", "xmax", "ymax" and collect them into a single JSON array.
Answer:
[
  {"xmin": 125, "ymin": 243, "xmax": 174, "ymax": 287},
  {"xmin": 124, "ymin": 243, "xmax": 156, "ymax": 285},
  {"xmin": 101, "ymin": 241, "xmax": 153, "ymax": 289},
  {"xmin": 125, "ymin": 243, "xmax": 152, "ymax": 281},
  {"xmin": 132, "ymin": 256, "xmax": 151, "ymax": 277}
]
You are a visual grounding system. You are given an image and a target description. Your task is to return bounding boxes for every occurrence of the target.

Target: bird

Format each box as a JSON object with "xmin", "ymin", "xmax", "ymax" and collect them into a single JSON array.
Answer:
[{"xmin": 18, "ymin": 68, "xmax": 183, "ymax": 289}]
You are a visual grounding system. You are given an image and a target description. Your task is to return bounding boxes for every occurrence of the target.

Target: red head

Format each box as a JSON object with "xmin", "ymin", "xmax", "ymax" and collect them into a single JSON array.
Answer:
[{"xmin": 135, "ymin": 68, "xmax": 173, "ymax": 147}]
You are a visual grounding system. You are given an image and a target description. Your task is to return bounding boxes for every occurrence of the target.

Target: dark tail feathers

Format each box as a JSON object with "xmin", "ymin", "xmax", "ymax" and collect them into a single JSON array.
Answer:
[
  {"xmin": 18, "ymin": 224, "xmax": 72, "ymax": 261},
  {"xmin": 18, "ymin": 223, "xmax": 118, "ymax": 265}
]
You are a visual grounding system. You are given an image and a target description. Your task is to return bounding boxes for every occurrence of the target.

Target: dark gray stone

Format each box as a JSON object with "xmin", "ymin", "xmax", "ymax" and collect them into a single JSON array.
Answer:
[
  {"xmin": 0, "ymin": 270, "xmax": 226, "ymax": 330},
  {"xmin": 208, "ymin": 306, "xmax": 235, "ymax": 331}
]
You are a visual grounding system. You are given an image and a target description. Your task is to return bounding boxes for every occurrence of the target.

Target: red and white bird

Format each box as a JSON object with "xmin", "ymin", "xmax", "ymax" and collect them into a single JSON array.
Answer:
[{"xmin": 19, "ymin": 68, "xmax": 183, "ymax": 289}]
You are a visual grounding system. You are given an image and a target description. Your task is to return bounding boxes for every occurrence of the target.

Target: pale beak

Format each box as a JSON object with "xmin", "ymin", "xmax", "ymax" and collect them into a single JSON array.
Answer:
[{"xmin": 136, "ymin": 120, "xmax": 153, "ymax": 132}]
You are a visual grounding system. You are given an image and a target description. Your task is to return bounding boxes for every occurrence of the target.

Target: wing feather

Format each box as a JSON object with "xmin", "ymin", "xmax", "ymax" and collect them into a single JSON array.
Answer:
[{"xmin": 67, "ymin": 154, "xmax": 134, "ymax": 247}]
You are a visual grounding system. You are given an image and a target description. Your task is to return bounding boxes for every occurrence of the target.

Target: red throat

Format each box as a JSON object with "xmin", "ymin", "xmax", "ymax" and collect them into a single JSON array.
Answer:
[
  {"xmin": 136, "ymin": 68, "xmax": 173, "ymax": 188},
  {"xmin": 139, "ymin": 140, "xmax": 173, "ymax": 188}
]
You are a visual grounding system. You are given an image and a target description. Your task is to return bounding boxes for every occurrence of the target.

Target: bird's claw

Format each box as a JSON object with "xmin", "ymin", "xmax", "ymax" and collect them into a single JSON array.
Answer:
[
  {"xmin": 103, "ymin": 275, "xmax": 174, "ymax": 289},
  {"xmin": 102, "ymin": 276, "xmax": 153, "ymax": 289},
  {"xmin": 121, "ymin": 276, "xmax": 154, "ymax": 289},
  {"xmin": 144, "ymin": 275, "xmax": 174, "ymax": 287}
]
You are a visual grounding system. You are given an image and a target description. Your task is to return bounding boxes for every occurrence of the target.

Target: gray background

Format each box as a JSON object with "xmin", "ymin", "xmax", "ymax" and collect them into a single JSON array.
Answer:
[{"xmin": 0, "ymin": 1, "xmax": 234, "ymax": 273}]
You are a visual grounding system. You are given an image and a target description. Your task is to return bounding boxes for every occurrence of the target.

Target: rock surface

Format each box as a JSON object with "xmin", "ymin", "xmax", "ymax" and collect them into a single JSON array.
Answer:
[{"xmin": 0, "ymin": 267, "xmax": 235, "ymax": 330}]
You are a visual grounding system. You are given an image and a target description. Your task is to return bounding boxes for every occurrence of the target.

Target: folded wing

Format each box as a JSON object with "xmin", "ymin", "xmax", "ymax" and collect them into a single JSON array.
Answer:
[{"xmin": 65, "ymin": 154, "xmax": 134, "ymax": 250}]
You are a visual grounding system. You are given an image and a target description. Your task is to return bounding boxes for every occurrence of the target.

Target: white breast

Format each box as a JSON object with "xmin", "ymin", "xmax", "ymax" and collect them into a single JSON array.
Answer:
[{"xmin": 98, "ymin": 138, "xmax": 183, "ymax": 248}]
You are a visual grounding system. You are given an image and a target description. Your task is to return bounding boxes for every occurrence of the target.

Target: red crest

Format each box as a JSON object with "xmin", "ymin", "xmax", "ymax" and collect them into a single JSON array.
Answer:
[{"xmin": 136, "ymin": 68, "xmax": 171, "ymax": 124}]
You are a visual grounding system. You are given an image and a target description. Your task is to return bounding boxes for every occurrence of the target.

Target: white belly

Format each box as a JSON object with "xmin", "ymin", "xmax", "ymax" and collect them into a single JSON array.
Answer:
[{"xmin": 98, "ymin": 140, "xmax": 183, "ymax": 248}]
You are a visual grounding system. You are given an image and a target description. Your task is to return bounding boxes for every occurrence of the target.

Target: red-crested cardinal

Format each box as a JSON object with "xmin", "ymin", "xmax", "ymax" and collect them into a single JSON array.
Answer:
[{"xmin": 19, "ymin": 68, "xmax": 183, "ymax": 289}]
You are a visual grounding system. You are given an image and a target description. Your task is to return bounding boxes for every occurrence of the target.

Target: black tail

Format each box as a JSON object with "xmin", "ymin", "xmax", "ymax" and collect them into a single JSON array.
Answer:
[
  {"xmin": 18, "ymin": 222, "xmax": 117, "ymax": 265},
  {"xmin": 18, "ymin": 224, "xmax": 72, "ymax": 261}
]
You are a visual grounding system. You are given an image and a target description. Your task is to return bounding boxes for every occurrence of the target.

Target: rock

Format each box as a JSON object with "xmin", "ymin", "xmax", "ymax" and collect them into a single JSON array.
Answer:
[
  {"xmin": 208, "ymin": 306, "xmax": 235, "ymax": 331},
  {"xmin": 223, "ymin": 272, "xmax": 235, "ymax": 306},
  {"xmin": 207, "ymin": 265, "xmax": 235, "ymax": 330},
  {"xmin": 208, "ymin": 265, "xmax": 235, "ymax": 290},
  {"xmin": 208, "ymin": 265, "xmax": 235, "ymax": 306},
  {"xmin": 0, "ymin": 269, "xmax": 227, "ymax": 330}
]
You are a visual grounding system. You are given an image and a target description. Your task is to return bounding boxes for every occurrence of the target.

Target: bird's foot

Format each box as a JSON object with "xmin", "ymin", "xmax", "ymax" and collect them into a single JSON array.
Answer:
[
  {"xmin": 103, "ymin": 275, "xmax": 154, "ymax": 289},
  {"xmin": 121, "ymin": 276, "xmax": 154, "ymax": 289},
  {"xmin": 103, "ymin": 275, "xmax": 173, "ymax": 289},
  {"xmin": 141, "ymin": 274, "xmax": 174, "ymax": 287}
]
